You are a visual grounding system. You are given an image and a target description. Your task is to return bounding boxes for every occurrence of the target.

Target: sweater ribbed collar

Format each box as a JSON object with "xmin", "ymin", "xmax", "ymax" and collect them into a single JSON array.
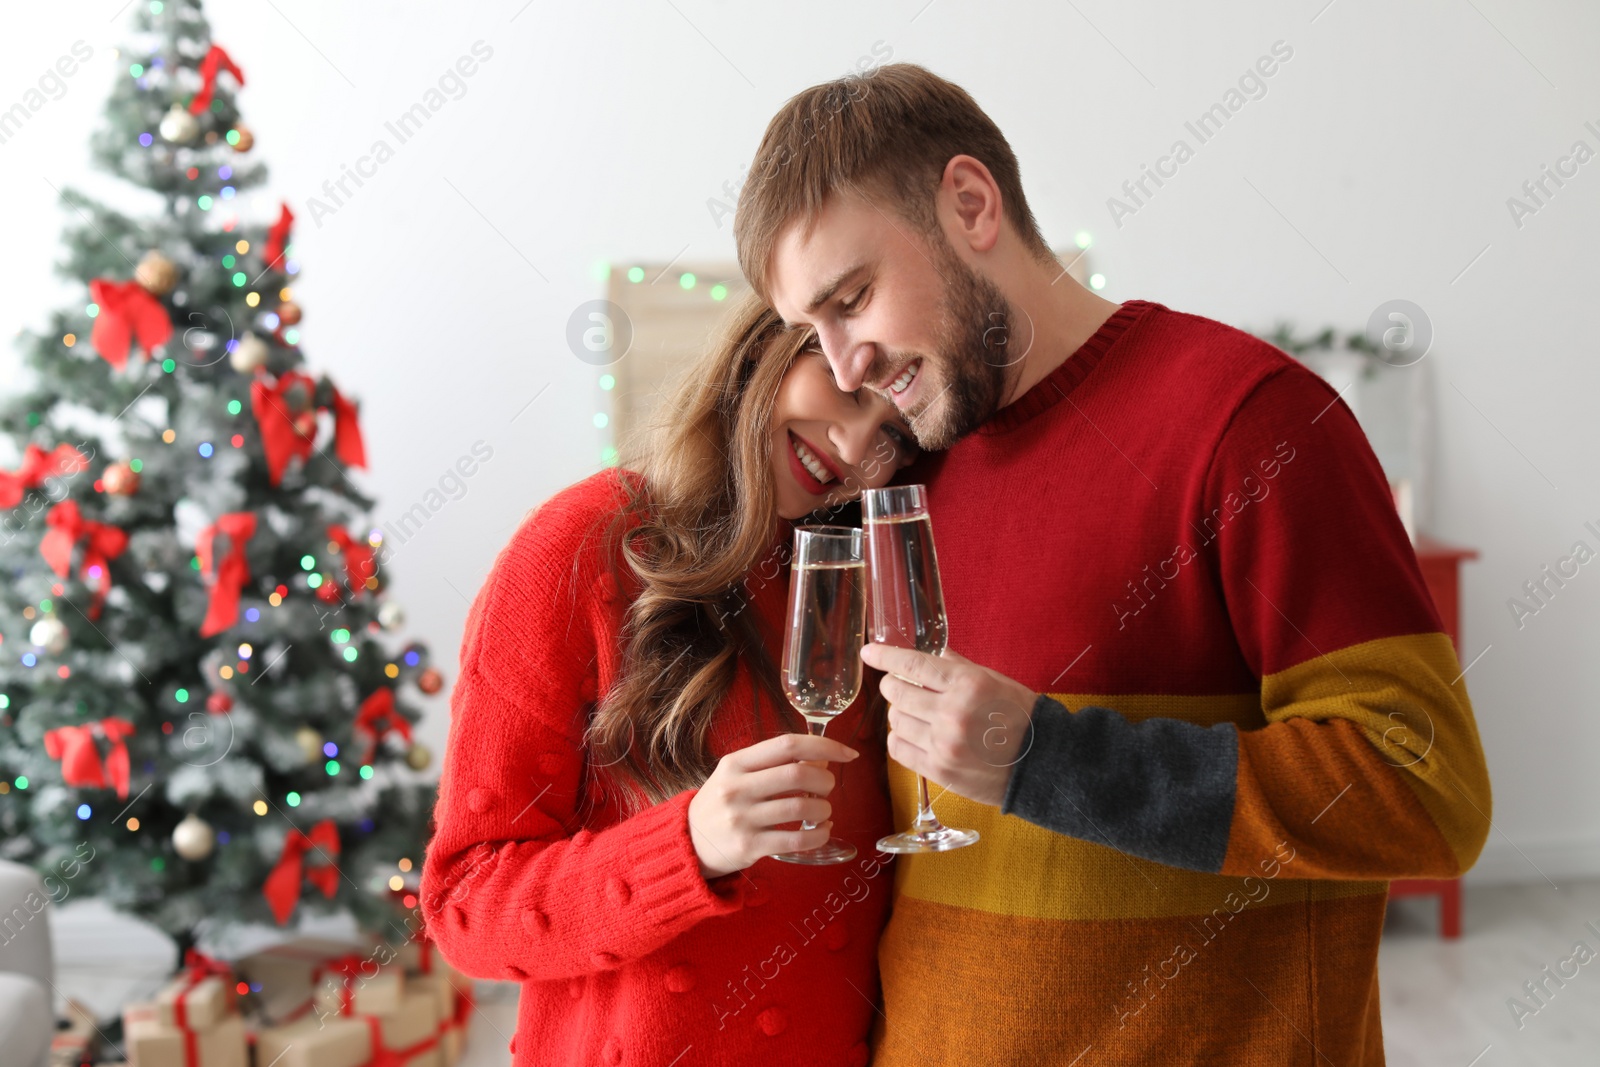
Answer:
[{"xmin": 976, "ymin": 298, "xmax": 1159, "ymax": 436}]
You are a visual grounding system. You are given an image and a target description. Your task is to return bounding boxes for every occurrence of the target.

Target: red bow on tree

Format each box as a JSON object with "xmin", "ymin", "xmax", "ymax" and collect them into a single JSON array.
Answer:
[
  {"xmin": 189, "ymin": 44, "xmax": 245, "ymax": 115},
  {"xmin": 43, "ymin": 717, "xmax": 135, "ymax": 799},
  {"xmin": 0, "ymin": 443, "xmax": 88, "ymax": 508},
  {"xmin": 196, "ymin": 512, "xmax": 257, "ymax": 637},
  {"xmin": 250, "ymin": 372, "xmax": 367, "ymax": 485},
  {"xmin": 264, "ymin": 202, "xmax": 295, "ymax": 269},
  {"xmin": 326, "ymin": 524, "xmax": 375, "ymax": 596},
  {"xmin": 40, "ymin": 500, "xmax": 128, "ymax": 619},
  {"xmin": 89, "ymin": 278, "xmax": 172, "ymax": 370},
  {"xmin": 263, "ymin": 819, "xmax": 341, "ymax": 925},
  {"xmin": 353, "ymin": 688, "xmax": 411, "ymax": 765}
]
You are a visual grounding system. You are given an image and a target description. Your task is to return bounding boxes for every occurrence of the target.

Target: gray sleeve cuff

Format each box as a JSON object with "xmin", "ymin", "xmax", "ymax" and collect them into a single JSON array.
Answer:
[{"xmin": 1000, "ymin": 694, "xmax": 1239, "ymax": 873}]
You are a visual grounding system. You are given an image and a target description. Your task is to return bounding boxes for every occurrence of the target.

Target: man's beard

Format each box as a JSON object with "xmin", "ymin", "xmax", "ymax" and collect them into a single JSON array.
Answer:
[{"xmin": 900, "ymin": 236, "xmax": 1016, "ymax": 451}]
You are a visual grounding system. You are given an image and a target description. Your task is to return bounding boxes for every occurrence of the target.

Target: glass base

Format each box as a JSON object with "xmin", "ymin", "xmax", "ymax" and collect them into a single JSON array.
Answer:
[
  {"xmin": 876, "ymin": 825, "xmax": 980, "ymax": 854},
  {"xmin": 772, "ymin": 837, "xmax": 858, "ymax": 865}
]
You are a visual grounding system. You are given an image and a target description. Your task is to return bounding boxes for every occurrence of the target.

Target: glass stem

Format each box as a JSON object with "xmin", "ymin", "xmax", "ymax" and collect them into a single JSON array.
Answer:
[
  {"xmin": 799, "ymin": 718, "xmax": 829, "ymax": 832},
  {"xmin": 911, "ymin": 648, "xmax": 948, "ymax": 833}
]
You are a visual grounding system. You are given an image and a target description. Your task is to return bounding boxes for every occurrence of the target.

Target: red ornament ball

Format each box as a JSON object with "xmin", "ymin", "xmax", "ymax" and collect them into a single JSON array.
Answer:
[
  {"xmin": 416, "ymin": 667, "xmax": 443, "ymax": 695},
  {"xmin": 206, "ymin": 692, "xmax": 233, "ymax": 714},
  {"xmin": 277, "ymin": 301, "xmax": 303, "ymax": 326},
  {"xmin": 316, "ymin": 580, "xmax": 342, "ymax": 604},
  {"xmin": 103, "ymin": 461, "xmax": 141, "ymax": 496}
]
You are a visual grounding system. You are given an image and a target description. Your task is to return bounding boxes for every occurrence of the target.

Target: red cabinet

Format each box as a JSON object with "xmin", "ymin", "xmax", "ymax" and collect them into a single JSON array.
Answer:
[{"xmin": 1387, "ymin": 535, "xmax": 1479, "ymax": 938}]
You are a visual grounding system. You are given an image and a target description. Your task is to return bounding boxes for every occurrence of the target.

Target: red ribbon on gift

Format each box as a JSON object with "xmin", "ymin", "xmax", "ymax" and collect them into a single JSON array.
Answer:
[
  {"xmin": 263, "ymin": 819, "xmax": 341, "ymax": 925},
  {"xmin": 264, "ymin": 202, "xmax": 294, "ymax": 268},
  {"xmin": 89, "ymin": 278, "xmax": 173, "ymax": 370},
  {"xmin": 0, "ymin": 444, "xmax": 88, "ymax": 508},
  {"xmin": 250, "ymin": 371, "xmax": 366, "ymax": 486},
  {"xmin": 326, "ymin": 524, "xmax": 375, "ymax": 596},
  {"xmin": 189, "ymin": 44, "xmax": 245, "ymax": 114},
  {"xmin": 362, "ymin": 1014, "xmax": 440, "ymax": 1067},
  {"xmin": 172, "ymin": 949, "xmax": 235, "ymax": 1030},
  {"xmin": 196, "ymin": 512, "xmax": 257, "ymax": 637},
  {"xmin": 43, "ymin": 717, "xmax": 135, "ymax": 799},
  {"xmin": 353, "ymin": 688, "xmax": 411, "ymax": 765},
  {"xmin": 40, "ymin": 500, "xmax": 127, "ymax": 619},
  {"xmin": 323, "ymin": 954, "xmax": 368, "ymax": 1016}
]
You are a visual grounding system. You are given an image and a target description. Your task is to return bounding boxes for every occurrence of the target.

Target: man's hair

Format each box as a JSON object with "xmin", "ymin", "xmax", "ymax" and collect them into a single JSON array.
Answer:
[{"xmin": 734, "ymin": 63, "xmax": 1055, "ymax": 305}]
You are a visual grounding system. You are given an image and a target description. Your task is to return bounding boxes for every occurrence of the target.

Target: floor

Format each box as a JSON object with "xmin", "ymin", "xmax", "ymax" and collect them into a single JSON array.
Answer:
[
  {"xmin": 49, "ymin": 881, "xmax": 1600, "ymax": 1065},
  {"xmin": 1378, "ymin": 879, "xmax": 1600, "ymax": 1066}
]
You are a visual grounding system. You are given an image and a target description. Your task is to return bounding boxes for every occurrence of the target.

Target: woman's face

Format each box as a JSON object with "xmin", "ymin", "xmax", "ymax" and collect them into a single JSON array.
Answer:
[{"xmin": 769, "ymin": 341, "xmax": 919, "ymax": 520}]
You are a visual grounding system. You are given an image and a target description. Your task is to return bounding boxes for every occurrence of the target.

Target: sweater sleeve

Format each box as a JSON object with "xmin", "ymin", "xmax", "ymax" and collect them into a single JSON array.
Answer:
[
  {"xmin": 420, "ymin": 481, "xmax": 743, "ymax": 983},
  {"xmin": 1001, "ymin": 364, "xmax": 1492, "ymax": 880}
]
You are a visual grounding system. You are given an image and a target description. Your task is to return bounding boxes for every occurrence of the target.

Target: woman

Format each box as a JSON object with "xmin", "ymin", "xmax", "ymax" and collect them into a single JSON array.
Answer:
[{"xmin": 421, "ymin": 293, "xmax": 917, "ymax": 1066}]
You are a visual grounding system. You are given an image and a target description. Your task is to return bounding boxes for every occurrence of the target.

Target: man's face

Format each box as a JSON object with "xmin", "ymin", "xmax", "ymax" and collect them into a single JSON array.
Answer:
[{"xmin": 766, "ymin": 192, "xmax": 1017, "ymax": 451}]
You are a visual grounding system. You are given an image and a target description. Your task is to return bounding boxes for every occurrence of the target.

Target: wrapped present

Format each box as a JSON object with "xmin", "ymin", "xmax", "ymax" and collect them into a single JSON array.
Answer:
[
  {"xmin": 253, "ymin": 989, "xmax": 441, "ymax": 1067},
  {"xmin": 124, "ymin": 1012, "xmax": 246, "ymax": 1067},
  {"xmin": 153, "ymin": 951, "xmax": 236, "ymax": 1032},
  {"xmin": 373, "ymin": 932, "xmax": 470, "ymax": 1067},
  {"xmin": 313, "ymin": 960, "xmax": 405, "ymax": 1018},
  {"xmin": 50, "ymin": 999, "xmax": 99, "ymax": 1067},
  {"xmin": 233, "ymin": 937, "xmax": 369, "ymax": 1025}
]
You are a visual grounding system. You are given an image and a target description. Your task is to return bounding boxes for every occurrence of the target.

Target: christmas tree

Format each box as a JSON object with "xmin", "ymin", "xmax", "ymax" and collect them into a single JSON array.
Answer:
[{"xmin": 0, "ymin": 0, "xmax": 438, "ymax": 963}]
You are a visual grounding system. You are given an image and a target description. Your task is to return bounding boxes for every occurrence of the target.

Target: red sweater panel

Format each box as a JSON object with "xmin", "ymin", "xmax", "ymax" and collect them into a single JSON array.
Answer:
[{"xmin": 421, "ymin": 469, "xmax": 893, "ymax": 1067}]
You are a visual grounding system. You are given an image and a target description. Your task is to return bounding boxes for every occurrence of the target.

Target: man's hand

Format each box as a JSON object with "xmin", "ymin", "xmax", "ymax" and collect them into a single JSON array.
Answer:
[{"xmin": 859, "ymin": 644, "xmax": 1039, "ymax": 808}]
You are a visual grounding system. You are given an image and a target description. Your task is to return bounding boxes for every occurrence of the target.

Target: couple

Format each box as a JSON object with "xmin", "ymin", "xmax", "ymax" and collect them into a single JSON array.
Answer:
[{"xmin": 422, "ymin": 64, "xmax": 1491, "ymax": 1066}]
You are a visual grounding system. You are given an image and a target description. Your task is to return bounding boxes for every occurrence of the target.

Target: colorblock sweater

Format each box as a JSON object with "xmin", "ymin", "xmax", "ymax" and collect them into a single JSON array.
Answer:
[
  {"xmin": 870, "ymin": 299, "xmax": 1491, "ymax": 1066},
  {"xmin": 421, "ymin": 470, "xmax": 895, "ymax": 1067}
]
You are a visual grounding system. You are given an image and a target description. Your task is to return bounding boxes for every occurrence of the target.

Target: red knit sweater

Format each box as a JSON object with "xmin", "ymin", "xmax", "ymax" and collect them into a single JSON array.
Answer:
[{"xmin": 420, "ymin": 469, "xmax": 894, "ymax": 1067}]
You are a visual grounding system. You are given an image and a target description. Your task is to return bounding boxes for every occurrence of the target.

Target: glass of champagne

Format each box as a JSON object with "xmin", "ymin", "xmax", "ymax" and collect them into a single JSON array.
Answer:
[
  {"xmin": 863, "ymin": 485, "xmax": 980, "ymax": 854},
  {"xmin": 771, "ymin": 525, "xmax": 865, "ymax": 865}
]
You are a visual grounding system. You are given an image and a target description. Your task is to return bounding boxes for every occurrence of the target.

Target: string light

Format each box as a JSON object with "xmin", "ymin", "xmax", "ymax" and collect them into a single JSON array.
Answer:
[
  {"xmin": 162, "ymin": 429, "xmax": 176, "ymax": 443},
  {"xmin": 627, "ymin": 267, "xmax": 645, "ymax": 283},
  {"xmin": 679, "ymin": 272, "xmax": 696, "ymax": 290},
  {"xmin": 286, "ymin": 792, "xmax": 301, "ymax": 807},
  {"xmin": 253, "ymin": 800, "xmax": 268, "ymax": 815},
  {"xmin": 63, "ymin": 333, "xmax": 76, "ymax": 347},
  {"xmin": 359, "ymin": 765, "xmax": 374, "ymax": 780},
  {"xmin": 384, "ymin": 663, "xmax": 399, "ymax": 679},
  {"xmin": 127, "ymin": 818, "xmax": 140, "ymax": 831}
]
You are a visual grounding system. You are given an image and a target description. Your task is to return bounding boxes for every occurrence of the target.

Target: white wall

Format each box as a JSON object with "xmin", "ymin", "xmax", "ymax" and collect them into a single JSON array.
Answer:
[{"xmin": 4, "ymin": 0, "xmax": 1597, "ymax": 883}]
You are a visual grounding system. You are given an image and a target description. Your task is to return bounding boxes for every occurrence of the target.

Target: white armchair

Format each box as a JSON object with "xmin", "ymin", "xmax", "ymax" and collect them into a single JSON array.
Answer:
[{"xmin": 0, "ymin": 857, "xmax": 54, "ymax": 1067}]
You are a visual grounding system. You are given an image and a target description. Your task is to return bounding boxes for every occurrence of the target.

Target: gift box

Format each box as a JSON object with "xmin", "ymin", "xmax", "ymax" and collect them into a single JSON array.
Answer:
[
  {"xmin": 233, "ymin": 937, "xmax": 369, "ymax": 1025},
  {"xmin": 313, "ymin": 962, "xmax": 405, "ymax": 1018},
  {"xmin": 380, "ymin": 934, "xmax": 470, "ymax": 1067},
  {"xmin": 154, "ymin": 972, "xmax": 233, "ymax": 1032},
  {"xmin": 252, "ymin": 989, "xmax": 441, "ymax": 1067},
  {"xmin": 50, "ymin": 999, "xmax": 99, "ymax": 1067},
  {"xmin": 124, "ymin": 1012, "xmax": 246, "ymax": 1067}
]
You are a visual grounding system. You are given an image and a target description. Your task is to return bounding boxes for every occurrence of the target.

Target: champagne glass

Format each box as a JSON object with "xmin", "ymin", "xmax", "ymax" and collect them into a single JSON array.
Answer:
[
  {"xmin": 863, "ymin": 485, "xmax": 980, "ymax": 853},
  {"xmin": 771, "ymin": 526, "xmax": 865, "ymax": 865}
]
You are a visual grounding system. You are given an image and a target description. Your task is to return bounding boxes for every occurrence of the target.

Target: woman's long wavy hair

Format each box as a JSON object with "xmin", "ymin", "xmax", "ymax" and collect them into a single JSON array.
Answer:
[{"xmin": 586, "ymin": 293, "xmax": 882, "ymax": 814}]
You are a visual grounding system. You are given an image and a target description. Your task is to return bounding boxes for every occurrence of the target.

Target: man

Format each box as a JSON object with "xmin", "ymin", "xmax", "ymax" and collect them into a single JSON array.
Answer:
[{"xmin": 733, "ymin": 63, "xmax": 1490, "ymax": 1065}]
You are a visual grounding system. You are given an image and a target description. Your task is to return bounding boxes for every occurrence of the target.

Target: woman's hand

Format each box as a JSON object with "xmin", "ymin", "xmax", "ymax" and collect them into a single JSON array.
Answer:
[{"xmin": 687, "ymin": 733, "xmax": 860, "ymax": 879}]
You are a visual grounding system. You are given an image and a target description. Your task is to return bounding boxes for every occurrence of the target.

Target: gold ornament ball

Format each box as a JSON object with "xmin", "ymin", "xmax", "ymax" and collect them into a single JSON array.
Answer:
[
  {"xmin": 159, "ymin": 104, "xmax": 199, "ymax": 144},
  {"xmin": 230, "ymin": 333, "xmax": 270, "ymax": 373},
  {"xmin": 103, "ymin": 460, "xmax": 141, "ymax": 496},
  {"xmin": 29, "ymin": 617, "xmax": 69, "ymax": 655},
  {"xmin": 377, "ymin": 602, "xmax": 405, "ymax": 630},
  {"xmin": 405, "ymin": 743, "xmax": 432, "ymax": 771},
  {"xmin": 295, "ymin": 726, "xmax": 323, "ymax": 763},
  {"xmin": 135, "ymin": 251, "xmax": 179, "ymax": 296},
  {"xmin": 172, "ymin": 813, "xmax": 215, "ymax": 860},
  {"xmin": 416, "ymin": 667, "xmax": 443, "ymax": 695},
  {"xmin": 230, "ymin": 125, "xmax": 254, "ymax": 152},
  {"xmin": 277, "ymin": 302, "xmax": 303, "ymax": 326}
]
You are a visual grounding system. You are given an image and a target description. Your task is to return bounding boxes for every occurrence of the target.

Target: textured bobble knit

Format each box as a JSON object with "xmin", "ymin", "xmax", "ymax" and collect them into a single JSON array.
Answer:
[{"xmin": 421, "ymin": 469, "xmax": 893, "ymax": 1067}]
